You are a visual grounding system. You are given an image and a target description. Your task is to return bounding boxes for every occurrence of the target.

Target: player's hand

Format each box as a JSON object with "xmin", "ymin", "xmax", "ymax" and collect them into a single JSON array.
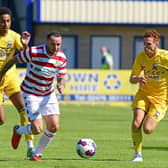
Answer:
[
  {"xmin": 57, "ymin": 83, "xmax": 64, "ymax": 94},
  {"xmin": 137, "ymin": 76, "xmax": 147, "ymax": 85},
  {"xmin": 21, "ymin": 31, "xmax": 31, "ymax": 47}
]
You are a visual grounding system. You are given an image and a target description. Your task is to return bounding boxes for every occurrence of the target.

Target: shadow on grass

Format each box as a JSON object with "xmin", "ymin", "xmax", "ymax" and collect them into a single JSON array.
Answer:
[
  {"xmin": 143, "ymin": 146, "xmax": 168, "ymax": 151},
  {"xmin": 44, "ymin": 158, "xmax": 121, "ymax": 162},
  {"xmin": 0, "ymin": 158, "xmax": 122, "ymax": 162}
]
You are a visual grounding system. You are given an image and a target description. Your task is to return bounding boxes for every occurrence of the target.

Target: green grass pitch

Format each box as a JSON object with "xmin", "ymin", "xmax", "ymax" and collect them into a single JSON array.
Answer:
[{"xmin": 0, "ymin": 104, "xmax": 168, "ymax": 168}]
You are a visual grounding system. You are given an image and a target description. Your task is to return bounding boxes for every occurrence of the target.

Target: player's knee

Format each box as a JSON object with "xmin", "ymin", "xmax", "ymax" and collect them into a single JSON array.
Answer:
[
  {"xmin": 33, "ymin": 129, "xmax": 43, "ymax": 135},
  {"xmin": 48, "ymin": 124, "xmax": 59, "ymax": 133},
  {"xmin": 132, "ymin": 121, "xmax": 141, "ymax": 130},
  {"xmin": 143, "ymin": 127, "xmax": 153, "ymax": 134},
  {"xmin": 32, "ymin": 126, "xmax": 43, "ymax": 135},
  {"xmin": 55, "ymin": 123, "xmax": 60, "ymax": 132}
]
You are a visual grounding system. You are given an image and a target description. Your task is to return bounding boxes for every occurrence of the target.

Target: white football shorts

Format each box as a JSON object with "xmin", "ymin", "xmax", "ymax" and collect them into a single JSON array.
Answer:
[{"xmin": 22, "ymin": 92, "xmax": 60, "ymax": 121}]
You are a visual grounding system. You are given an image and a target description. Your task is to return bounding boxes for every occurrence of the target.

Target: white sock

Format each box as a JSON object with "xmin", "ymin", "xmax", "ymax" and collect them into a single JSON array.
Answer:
[
  {"xmin": 16, "ymin": 124, "xmax": 32, "ymax": 135},
  {"xmin": 136, "ymin": 151, "xmax": 142, "ymax": 156},
  {"xmin": 34, "ymin": 129, "xmax": 56, "ymax": 156},
  {"xmin": 27, "ymin": 140, "xmax": 34, "ymax": 149}
]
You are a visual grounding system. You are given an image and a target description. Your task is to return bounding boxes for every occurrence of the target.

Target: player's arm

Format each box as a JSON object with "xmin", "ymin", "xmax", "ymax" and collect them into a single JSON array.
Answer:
[
  {"xmin": 57, "ymin": 78, "xmax": 65, "ymax": 94},
  {"xmin": 130, "ymin": 52, "xmax": 147, "ymax": 84},
  {"xmin": 130, "ymin": 75, "xmax": 147, "ymax": 85},
  {"xmin": 56, "ymin": 54, "xmax": 67, "ymax": 94},
  {"xmin": 0, "ymin": 57, "xmax": 18, "ymax": 81}
]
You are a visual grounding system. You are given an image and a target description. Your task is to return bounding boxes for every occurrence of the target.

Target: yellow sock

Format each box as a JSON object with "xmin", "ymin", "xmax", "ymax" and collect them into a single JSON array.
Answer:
[
  {"xmin": 132, "ymin": 128, "xmax": 142, "ymax": 152},
  {"xmin": 18, "ymin": 108, "xmax": 34, "ymax": 141}
]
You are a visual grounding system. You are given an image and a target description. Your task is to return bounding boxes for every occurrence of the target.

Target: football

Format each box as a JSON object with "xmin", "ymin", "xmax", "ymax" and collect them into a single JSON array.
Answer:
[{"xmin": 76, "ymin": 138, "xmax": 96, "ymax": 158}]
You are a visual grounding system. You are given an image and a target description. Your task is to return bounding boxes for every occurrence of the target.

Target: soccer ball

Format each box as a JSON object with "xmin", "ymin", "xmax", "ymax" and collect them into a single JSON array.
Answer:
[{"xmin": 76, "ymin": 138, "xmax": 96, "ymax": 158}]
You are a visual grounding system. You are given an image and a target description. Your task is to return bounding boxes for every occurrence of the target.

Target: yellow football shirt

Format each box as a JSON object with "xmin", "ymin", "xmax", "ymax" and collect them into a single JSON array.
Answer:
[
  {"xmin": 0, "ymin": 29, "xmax": 23, "ymax": 74},
  {"xmin": 131, "ymin": 49, "xmax": 168, "ymax": 101}
]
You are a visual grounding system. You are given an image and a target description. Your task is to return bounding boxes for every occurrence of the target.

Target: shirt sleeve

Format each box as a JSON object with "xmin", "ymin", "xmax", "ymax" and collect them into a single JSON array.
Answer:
[
  {"xmin": 131, "ymin": 53, "xmax": 143, "ymax": 76},
  {"xmin": 14, "ymin": 33, "xmax": 24, "ymax": 51},
  {"xmin": 57, "ymin": 53, "xmax": 67, "ymax": 78},
  {"xmin": 15, "ymin": 47, "xmax": 32, "ymax": 63}
]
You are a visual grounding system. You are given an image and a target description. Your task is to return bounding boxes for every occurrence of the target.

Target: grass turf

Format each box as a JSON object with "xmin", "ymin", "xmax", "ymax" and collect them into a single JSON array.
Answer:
[{"xmin": 0, "ymin": 104, "xmax": 167, "ymax": 168}]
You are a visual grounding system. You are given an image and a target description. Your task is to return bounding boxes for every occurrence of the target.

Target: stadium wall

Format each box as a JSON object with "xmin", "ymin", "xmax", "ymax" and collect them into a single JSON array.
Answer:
[
  {"xmin": 31, "ymin": 0, "xmax": 168, "ymax": 69},
  {"xmin": 33, "ymin": 24, "xmax": 168, "ymax": 69}
]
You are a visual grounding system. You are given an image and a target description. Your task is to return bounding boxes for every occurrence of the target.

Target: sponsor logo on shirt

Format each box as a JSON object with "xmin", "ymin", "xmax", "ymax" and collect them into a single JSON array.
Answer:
[
  {"xmin": 7, "ymin": 40, "xmax": 12, "ymax": 48},
  {"xmin": 34, "ymin": 66, "xmax": 55, "ymax": 77}
]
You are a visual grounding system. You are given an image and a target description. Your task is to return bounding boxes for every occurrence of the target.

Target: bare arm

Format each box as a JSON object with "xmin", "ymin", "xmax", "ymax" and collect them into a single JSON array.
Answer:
[
  {"xmin": 0, "ymin": 57, "xmax": 18, "ymax": 80},
  {"xmin": 57, "ymin": 78, "xmax": 65, "ymax": 94},
  {"xmin": 130, "ymin": 75, "xmax": 147, "ymax": 85}
]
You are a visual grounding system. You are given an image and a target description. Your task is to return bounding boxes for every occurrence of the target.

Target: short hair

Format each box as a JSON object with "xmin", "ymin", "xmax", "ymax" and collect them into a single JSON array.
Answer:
[
  {"xmin": 47, "ymin": 31, "xmax": 62, "ymax": 40},
  {"xmin": 144, "ymin": 30, "xmax": 160, "ymax": 42},
  {"xmin": 0, "ymin": 7, "xmax": 12, "ymax": 16}
]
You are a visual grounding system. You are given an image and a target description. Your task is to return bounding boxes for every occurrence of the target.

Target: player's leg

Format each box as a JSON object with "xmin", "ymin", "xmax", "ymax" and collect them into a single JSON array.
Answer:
[
  {"xmin": 12, "ymin": 117, "xmax": 43, "ymax": 145},
  {"xmin": 5, "ymin": 73, "xmax": 34, "ymax": 145},
  {"xmin": 0, "ymin": 88, "xmax": 5, "ymax": 125},
  {"xmin": 131, "ymin": 93, "xmax": 148, "ymax": 162},
  {"xmin": 9, "ymin": 92, "xmax": 35, "ymax": 156},
  {"xmin": 12, "ymin": 117, "xmax": 43, "ymax": 161},
  {"xmin": 33, "ymin": 114, "xmax": 59, "ymax": 158},
  {"xmin": 12, "ymin": 92, "xmax": 44, "ymax": 136},
  {"xmin": 11, "ymin": 104, "xmax": 43, "ymax": 160},
  {"xmin": 143, "ymin": 103, "xmax": 166, "ymax": 134},
  {"xmin": 11, "ymin": 92, "xmax": 44, "ymax": 160},
  {"xmin": 16, "ymin": 113, "xmax": 59, "ymax": 161},
  {"xmin": 143, "ymin": 117, "xmax": 157, "ymax": 134},
  {"xmin": 132, "ymin": 108, "xmax": 145, "ymax": 151},
  {"xmin": 131, "ymin": 108, "xmax": 145, "ymax": 162},
  {"xmin": 32, "ymin": 96, "xmax": 60, "ymax": 161},
  {"xmin": 5, "ymin": 73, "xmax": 35, "ymax": 157},
  {"xmin": 0, "ymin": 104, "xmax": 5, "ymax": 125},
  {"xmin": 28, "ymin": 118, "xmax": 43, "ymax": 161}
]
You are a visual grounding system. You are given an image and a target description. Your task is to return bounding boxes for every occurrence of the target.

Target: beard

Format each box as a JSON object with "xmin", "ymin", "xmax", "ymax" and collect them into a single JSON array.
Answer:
[{"xmin": 144, "ymin": 47, "xmax": 156, "ymax": 57}]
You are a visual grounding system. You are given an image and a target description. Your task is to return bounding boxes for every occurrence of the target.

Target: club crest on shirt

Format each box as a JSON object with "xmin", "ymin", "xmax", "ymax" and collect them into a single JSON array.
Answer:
[
  {"xmin": 153, "ymin": 111, "xmax": 160, "ymax": 119},
  {"xmin": 7, "ymin": 40, "xmax": 12, "ymax": 48},
  {"xmin": 54, "ymin": 60, "xmax": 62, "ymax": 67},
  {"xmin": 152, "ymin": 63, "xmax": 158, "ymax": 70}
]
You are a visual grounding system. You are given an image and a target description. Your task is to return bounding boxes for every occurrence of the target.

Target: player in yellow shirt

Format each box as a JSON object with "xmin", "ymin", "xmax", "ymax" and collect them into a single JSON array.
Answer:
[
  {"xmin": 130, "ymin": 30, "xmax": 168, "ymax": 162},
  {"xmin": 0, "ymin": 7, "xmax": 34, "ymax": 158}
]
